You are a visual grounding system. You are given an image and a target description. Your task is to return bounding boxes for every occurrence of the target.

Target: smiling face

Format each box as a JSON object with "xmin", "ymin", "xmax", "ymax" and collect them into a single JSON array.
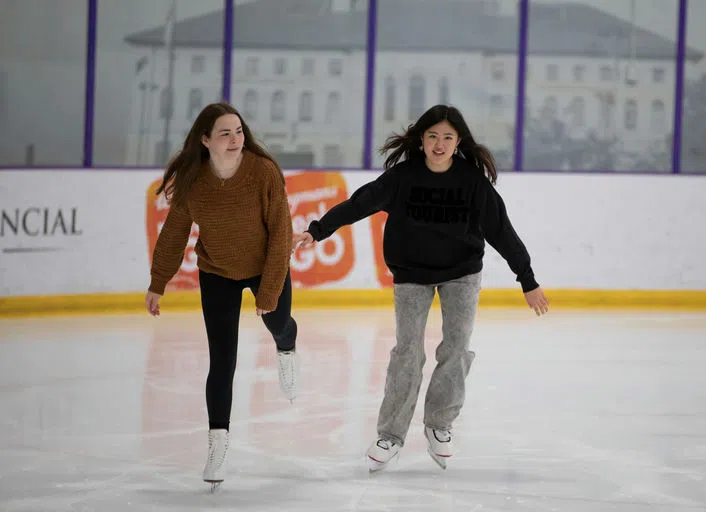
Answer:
[
  {"xmin": 201, "ymin": 113, "xmax": 245, "ymax": 173},
  {"xmin": 421, "ymin": 120, "xmax": 459, "ymax": 172}
]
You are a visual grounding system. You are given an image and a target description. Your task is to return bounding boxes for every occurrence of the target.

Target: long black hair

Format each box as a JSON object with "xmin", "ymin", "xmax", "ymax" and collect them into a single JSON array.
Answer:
[{"xmin": 379, "ymin": 104, "xmax": 498, "ymax": 184}]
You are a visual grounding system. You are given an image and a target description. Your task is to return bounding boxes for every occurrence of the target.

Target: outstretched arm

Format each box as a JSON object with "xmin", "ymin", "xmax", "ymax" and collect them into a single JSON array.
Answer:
[
  {"xmin": 305, "ymin": 168, "xmax": 399, "ymax": 242},
  {"xmin": 149, "ymin": 200, "xmax": 193, "ymax": 296},
  {"xmin": 475, "ymin": 178, "xmax": 549, "ymax": 315},
  {"xmin": 258, "ymin": 165, "xmax": 294, "ymax": 313}
]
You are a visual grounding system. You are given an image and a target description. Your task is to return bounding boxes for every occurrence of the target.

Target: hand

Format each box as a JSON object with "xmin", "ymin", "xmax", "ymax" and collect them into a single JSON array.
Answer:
[
  {"xmin": 256, "ymin": 308, "xmax": 272, "ymax": 316},
  {"xmin": 292, "ymin": 232, "xmax": 314, "ymax": 253},
  {"xmin": 145, "ymin": 291, "xmax": 162, "ymax": 316},
  {"xmin": 524, "ymin": 287, "xmax": 549, "ymax": 316}
]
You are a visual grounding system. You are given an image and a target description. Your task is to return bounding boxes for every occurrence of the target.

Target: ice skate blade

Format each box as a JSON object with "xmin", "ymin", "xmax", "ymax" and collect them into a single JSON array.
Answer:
[
  {"xmin": 368, "ymin": 457, "xmax": 386, "ymax": 473},
  {"xmin": 204, "ymin": 479, "xmax": 223, "ymax": 492},
  {"xmin": 367, "ymin": 452, "xmax": 399, "ymax": 473},
  {"xmin": 426, "ymin": 447, "xmax": 448, "ymax": 470},
  {"xmin": 208, "ymin": 481, "xmax": 222, "ymax": 493}
]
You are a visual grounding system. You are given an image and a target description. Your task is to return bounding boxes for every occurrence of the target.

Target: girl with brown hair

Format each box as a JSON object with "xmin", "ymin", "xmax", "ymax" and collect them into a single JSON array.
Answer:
[{"xmin": 146, "ymin": 102, "xmax": 298, "ymax": 490}]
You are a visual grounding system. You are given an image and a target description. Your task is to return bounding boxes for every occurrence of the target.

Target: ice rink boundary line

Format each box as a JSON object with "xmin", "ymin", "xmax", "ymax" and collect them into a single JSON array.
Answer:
[{"xmin": 1, "ymin": 289, "xmax": 705, "ymax": 318}]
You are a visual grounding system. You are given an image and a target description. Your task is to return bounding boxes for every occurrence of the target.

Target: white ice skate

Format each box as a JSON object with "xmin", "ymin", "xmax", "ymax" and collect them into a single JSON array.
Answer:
[
  {"xmin": 424, "ymin": 426, "xmax": 452, "ymax": 469},
  {"xmin": 203, "ymin": 429, "xmax": 229, "ymax": 491},
  {"xmin": 366, "ymin": 438, "xmax": 400, "ymax": 472},
  {"xmin": 277, "ymin": 350, "xmax": 299, "ymax": 403}
]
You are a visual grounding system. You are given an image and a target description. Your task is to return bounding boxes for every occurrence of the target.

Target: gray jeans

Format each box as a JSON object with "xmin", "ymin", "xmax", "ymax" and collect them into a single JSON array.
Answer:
[{"xmin": 377, "ymin": 272, "xmax": 481, "ymax": 446}]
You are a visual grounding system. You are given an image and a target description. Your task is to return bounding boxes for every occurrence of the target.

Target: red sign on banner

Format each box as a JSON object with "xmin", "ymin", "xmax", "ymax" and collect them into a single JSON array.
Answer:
[
  {"xmin": 286, "ymin": 172, "xmax": 355, "ymax": 287},
  {"xmin": 145, "ymin": 172, "xmax": 357, "ymax": 291},
  {"xmin": 370, "ymin": 211, "xmax": 393, "ymax": 288},
  {"xmin": 145, "ymin": 179, "xmax": 200, "ymax": 290}
]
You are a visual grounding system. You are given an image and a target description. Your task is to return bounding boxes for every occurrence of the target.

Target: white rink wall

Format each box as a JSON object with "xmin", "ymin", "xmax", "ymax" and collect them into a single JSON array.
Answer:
[{"xmin": 1, "ymin": 169, "xmax": 705, "ymax": 297}]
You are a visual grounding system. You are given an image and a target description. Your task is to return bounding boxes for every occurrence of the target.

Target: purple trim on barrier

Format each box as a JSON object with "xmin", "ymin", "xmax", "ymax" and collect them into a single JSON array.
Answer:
[
  {"xmin": 83, "ymin": 0, "xmax": 97, "ymax": 167},
  {"xmin": 513, "ymin": 0, "xmax": 529, "ymax": 171},
  {"xmin": 362, "ymin": 0, "xmax": 378, "ymax": 170},
  {"xmin": 222, "ymin": 0, "xmax": 234, "ymax": 102},
  {"xmin": 671, "ymin": 0, "xmax": 688, "ymax": 174}
]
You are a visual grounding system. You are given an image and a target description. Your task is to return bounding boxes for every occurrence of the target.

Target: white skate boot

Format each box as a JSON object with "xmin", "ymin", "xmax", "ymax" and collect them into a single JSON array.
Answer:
[
  {"xmin": 424, "ymin": 426, "xmax": 452, "ymax": 469},
  {"xmin": 203, "ymin": 429, "xmax": 229, "ymax": 491},
  {"xmin": 277, "ymin": 350, "xmax": 299, "ymax": 403},
  {"xmin": 366, "ymin": 438, "xmax": 400, "ymax": 472}
]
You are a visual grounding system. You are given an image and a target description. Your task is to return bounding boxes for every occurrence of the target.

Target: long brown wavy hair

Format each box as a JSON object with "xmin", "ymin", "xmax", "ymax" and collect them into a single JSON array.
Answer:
[
  {"xmin": 155, "ymin": 102, "xmax": 280, "ymax": 209},
  {"xmin": 379, "ymin": 104, "xmax": 498, "ymax": 184}
]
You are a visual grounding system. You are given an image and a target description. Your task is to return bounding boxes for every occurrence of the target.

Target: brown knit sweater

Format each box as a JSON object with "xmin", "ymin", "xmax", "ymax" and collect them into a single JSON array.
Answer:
[{"xmin": 149, "ymin": 150, "xmax": 292, "ymax": 311}]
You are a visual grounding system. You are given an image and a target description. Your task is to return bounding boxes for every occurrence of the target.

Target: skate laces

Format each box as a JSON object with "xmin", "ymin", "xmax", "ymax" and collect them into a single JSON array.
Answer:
[
  {"xmin": 278, "ymin": 351, "xmax": 295, "ymax": 386},
  {"xmin": 207, "ymin": 431, "xmax": 227, "ymax": 466},
  {"xmin": 376, "ymin": 439, "xmax": 396, "ymax": 450},
  {"xmin": 433, "ymin": 429, "xmax": 451, "ymax": 443}
]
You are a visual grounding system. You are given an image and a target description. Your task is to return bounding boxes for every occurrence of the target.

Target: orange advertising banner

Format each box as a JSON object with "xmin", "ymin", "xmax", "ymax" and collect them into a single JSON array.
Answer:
[
  {"xmin": 287, "ymin": 172, "xmax": 355, "ymax": 287},
  {"xmin": 145, "ymin": 171, "xmax": 375, "ymax": 291},
  {"xmin": 145, "ymin": 179, "xmax": 201, "ymax": 291},
  {"xmin": 370, "ymin": 211, "xmax": 393, "ymax": 288}
]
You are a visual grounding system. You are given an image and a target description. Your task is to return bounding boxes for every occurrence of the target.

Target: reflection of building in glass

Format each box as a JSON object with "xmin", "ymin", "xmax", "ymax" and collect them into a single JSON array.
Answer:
[{"xmin": 124, "ymin": 0, "xmax": 702, "ymax": 170}]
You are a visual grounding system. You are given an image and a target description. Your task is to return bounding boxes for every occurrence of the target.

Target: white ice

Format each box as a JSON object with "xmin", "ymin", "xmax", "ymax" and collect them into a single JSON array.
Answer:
[{"xmin": 1, "ymin": 307, "xmax": 705, "ymax": 511}]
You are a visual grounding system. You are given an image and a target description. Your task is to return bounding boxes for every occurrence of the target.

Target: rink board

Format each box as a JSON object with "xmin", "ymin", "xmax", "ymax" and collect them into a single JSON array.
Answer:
[{"xmin": 1, "ymin": 168, "xmax": 705, "ymax": 315}]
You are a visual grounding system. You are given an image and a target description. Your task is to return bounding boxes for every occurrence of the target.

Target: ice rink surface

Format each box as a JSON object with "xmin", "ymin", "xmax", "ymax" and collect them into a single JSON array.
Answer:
[{"xmin": 1, "ymin": 307, "xmax": 705, "ymax": 511}]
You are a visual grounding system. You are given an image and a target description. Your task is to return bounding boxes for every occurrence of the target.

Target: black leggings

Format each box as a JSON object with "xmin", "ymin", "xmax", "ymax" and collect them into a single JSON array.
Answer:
[{"xmin": 199, "ymin": 269, "xmax": 297, "ymax": 430}]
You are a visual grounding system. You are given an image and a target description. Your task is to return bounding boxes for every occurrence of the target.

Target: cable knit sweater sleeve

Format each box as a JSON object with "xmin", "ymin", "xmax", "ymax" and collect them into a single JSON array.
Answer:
[
  {"xmin": 255, "ymin": 162, "xmax": 293, "ymax": 311},
  {"xmin": 148, "ymin": 200, "xmax": 193, "ymax": 295}
]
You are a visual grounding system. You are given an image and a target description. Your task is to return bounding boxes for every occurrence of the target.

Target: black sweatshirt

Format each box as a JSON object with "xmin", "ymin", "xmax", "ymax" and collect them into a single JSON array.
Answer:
[{"xmin": 306, "ymin": 154, "xmax": 539, "ymax": 292}]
